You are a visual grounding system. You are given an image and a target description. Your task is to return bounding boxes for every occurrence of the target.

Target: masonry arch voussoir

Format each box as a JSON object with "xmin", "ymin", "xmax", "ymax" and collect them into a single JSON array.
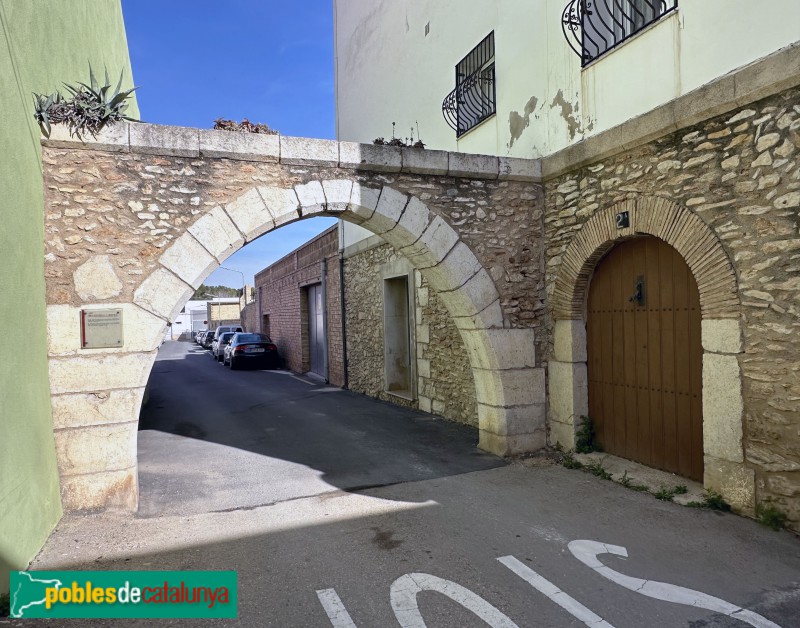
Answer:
[
  {"xmin": 44, "ymin": 135, "xmax": 548, "ymax": 513},
  {"xmin": 552, "ymin": 197, "xmax": 740, "ymax": 320},
  {"xmin": 134, "ymin": 179, "xmax": 545, "ymax": 462}
]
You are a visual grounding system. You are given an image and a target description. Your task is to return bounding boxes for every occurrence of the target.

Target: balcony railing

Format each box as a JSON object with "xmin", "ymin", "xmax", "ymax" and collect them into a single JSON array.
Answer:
[
  {"xmin": 562, "ymin": 0, "xmax": 678, "ymax": 67},
  {"xmin": 442, "ymin": 31, "xmax": 496, "ymax": 137},
  {"xmin": 441, "ymin": 64, "xmax": 496, "ymax": 137}
]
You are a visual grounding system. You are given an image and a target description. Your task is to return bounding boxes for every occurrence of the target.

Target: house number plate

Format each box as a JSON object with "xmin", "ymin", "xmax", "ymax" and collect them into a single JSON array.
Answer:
[{"xmin": 615, "ymin": 211, "xmax": 630, "ymax": 229}]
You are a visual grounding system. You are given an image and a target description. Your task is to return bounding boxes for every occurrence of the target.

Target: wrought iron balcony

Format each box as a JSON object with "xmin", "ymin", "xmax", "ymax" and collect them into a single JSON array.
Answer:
[
  {"xmin": 441, "ymin": 64, "xmax": 496, "ymax": 137},
  {"xmin": 442, "ymin": 31, "xmax": 496, "ymax": 137},
  {"xmin": 562, "ymin": 0, "xmax": 678, "ymax": 67}
]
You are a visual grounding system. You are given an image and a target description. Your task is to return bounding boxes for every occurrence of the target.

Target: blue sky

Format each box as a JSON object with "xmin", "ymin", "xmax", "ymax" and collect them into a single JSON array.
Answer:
[{"xmin": 122, "ymin": 0, "xmax": 337, "ymax": 288}]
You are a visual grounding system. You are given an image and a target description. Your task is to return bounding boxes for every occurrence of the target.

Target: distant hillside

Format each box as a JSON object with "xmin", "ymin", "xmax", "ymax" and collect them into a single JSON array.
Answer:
[{"xmin": 192, "ymin": 284, "xmax": 242, "ymax": 299}]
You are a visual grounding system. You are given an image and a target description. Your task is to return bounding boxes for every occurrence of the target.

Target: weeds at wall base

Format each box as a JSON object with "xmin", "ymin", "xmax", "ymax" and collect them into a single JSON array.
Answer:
[
  {"xmin": 757, "ymin": 503, "xmax": 788, "ymax": 531},
  {"xmin": 654, "ymin": 485, "xmax": 688, "ymax": 502},
  {"xmin": 686, "ymin": 490, "xmax": 732, "ymax": 512}
]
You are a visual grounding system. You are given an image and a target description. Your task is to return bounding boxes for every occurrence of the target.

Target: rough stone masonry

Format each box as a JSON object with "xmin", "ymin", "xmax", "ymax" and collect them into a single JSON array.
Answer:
[
  {"xmin": 41, "ymin": 126, "xmax": 545, "ymax": 511},
  {"xmin": 37, "ymin": 61, "xmax": 799, "ymax": 531}
]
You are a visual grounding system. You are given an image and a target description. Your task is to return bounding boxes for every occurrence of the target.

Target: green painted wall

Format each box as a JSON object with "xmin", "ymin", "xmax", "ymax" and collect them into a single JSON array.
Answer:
[{"xmin": 0, "ymin": 0, "xmax": 137, "ymax": 593}]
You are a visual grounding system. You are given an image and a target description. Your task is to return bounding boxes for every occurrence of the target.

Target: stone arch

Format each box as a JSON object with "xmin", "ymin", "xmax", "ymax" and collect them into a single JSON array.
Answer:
[
  {"xmin": 50, "ymin": 179, "xmax": 546, "ymax": 512},
  {"xmin": 548, "ymin": 197, "xmax": 754, "ymax": 513},
  {"xmin": 551, "ymin": 197, "xmax": 740, "ymax": 320}
]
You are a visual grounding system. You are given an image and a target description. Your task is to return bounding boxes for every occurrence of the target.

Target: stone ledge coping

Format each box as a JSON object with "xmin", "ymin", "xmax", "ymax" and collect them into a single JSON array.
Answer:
[
  {"xmin": 541, "ymin": 41, "xmax": 800, "ymax": 181},
  {"xmin": 42, "ymin": 123, "xmax": 542, "ymax": 183},
  {"xmin": 342, "ymin": 232, "xmax": 386, "ymax": 260}
]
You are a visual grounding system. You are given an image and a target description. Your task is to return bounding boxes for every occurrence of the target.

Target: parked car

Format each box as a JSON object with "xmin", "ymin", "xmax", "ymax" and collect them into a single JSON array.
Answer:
[
  {"xmin": 195, "ymin": 331, "xmax": 206, "ymax": 345},
  {"xmin": 224, "ymin": 333, "xmax": 280, "ymax": 370},
  {"xmin": 211, "ymin": 332, "xmax": 236, "ymax": 362},
  {"xmin": 214, "ymin": 324, "xmax": 243, "ymax": 338},
  {"xmin": 201, "ymin": 330, "xmax": 216, "ymax": 349}
]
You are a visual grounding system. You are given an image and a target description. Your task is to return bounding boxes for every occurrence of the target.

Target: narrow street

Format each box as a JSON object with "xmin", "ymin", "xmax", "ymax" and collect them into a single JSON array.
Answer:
[{"xmin": 17, "ymin": 342, "xmax": 800, "ymax": 627}]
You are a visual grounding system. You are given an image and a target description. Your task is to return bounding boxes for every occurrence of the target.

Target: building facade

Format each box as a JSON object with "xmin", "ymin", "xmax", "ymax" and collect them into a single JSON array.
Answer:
[
  {"xmin": 334, "ymin": 1, "xmax": 800, "ymax": 526},
  {"xmin": 0, "ymin": 0, "xmax": 138, "ymax": 592},
  {"xmin": 253, "ymin": 226, "xmax": 345, "ymax": 385},
  {"xmin": 206, "ymin": 298, "xmax": 242, "ymax": 330},
  {"xmin": 342, "ymin": 232, "xmax": 481, "ymax": 426}
]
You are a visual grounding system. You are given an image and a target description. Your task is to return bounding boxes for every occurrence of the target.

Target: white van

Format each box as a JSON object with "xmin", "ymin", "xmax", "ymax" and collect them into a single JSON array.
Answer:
[{"xmin": 214, "ymin": 324, "xmax": 243, "ymax": 337}]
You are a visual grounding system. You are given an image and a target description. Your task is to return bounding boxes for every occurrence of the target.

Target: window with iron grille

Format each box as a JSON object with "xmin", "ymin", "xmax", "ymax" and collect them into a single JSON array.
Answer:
[
  {"xmin": 562, "ymin": 0, "xmax": 678, "ymax": 67},
  {"xmin": 442, "ymin": 32, "xmax": 496, "ymax": 137}
]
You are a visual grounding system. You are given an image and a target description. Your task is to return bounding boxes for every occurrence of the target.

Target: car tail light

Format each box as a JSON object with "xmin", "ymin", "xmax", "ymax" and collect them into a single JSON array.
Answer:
[
  {"xmin": 266, "ymin": 344, "xmax": 277, "ymax": 351},
  {"xmin": 234, "ymin": 345, "xmax": 249, "ymax": 353}
]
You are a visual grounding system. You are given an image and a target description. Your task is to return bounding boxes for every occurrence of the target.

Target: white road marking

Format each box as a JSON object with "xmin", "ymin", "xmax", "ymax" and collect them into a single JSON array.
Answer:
[
  {"xmin": 316, "ymin": 588, "xmax": 358, "ymax": 628},
  {"xmin": 568, "ymin": 540, "xmax": 782, "ymax": 628},
  {"xmin": 498, "ymin": 556, "xmax": 615, "ymax": 627},
  {"xmin": 390, "ymin": 572, "xmax": 519, "ymax": 628}
]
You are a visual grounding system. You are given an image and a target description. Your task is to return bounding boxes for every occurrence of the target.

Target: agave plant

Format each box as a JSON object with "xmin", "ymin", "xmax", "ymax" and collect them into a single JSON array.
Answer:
[
  {"xmin": 33, "ymin": 92, "xmax": 64, "ymax": 138},
  {"xmin": 33, "ymin": 65, "xmax": 138, "ymax": 140}
]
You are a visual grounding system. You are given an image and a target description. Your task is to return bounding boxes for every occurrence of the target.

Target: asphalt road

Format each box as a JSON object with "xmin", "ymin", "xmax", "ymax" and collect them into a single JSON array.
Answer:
[
  {"xmin": 137, "ymin": 340, "xmax": 505, "ymax": 516},
  {"xmin": 12, "ymin": 341, "xmax": 800, "ymax": 627}
]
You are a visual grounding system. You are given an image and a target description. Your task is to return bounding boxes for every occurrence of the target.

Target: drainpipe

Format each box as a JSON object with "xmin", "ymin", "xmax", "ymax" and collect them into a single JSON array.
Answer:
[
  {"xmin": 339, "ymin": 251, "xmax": 349, "ymax": 389},
  {"xmin": 320, "ymin": 258, "xmax": 329, "ymax": 383}
]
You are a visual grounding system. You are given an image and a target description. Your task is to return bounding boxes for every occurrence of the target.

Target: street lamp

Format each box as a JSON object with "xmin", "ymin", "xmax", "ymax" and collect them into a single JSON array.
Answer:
[{"xmin": 219, "ymin": 265, "xmax": 245, "ymax": 298}]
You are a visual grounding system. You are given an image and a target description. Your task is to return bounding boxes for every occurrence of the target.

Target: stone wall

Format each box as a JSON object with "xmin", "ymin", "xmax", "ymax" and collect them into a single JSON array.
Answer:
[
  {"xmin": 253, "ymin": 226, "xmax": 344, "ymax": 384},
  {"xmin": 543, "ymin": 86, "xmax": 800, "ymax": 526},
  {"xmin": 42, "ymin": 141, "xmax": 545, "ymax": 341},
  {"xmin": 344, "ymin": 243, "xmax": 402, "ymax": 404},
  {"xmin": 417, "ymin": 274, "xmax": 478, "ymax": 426},
  {"xmin": 344, "ymin": 242, "xmax": 478, "ymax": 425},
  {"xmin": 38, "ymin": 124, "xmax": 549, "ymax": 511}
]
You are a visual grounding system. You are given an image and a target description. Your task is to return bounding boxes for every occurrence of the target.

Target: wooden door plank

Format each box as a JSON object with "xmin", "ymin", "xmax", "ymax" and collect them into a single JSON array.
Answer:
[
  {"xmin": 611, "ymin": 247, "xmax": 627, "ymax": 456},
  {"xmin": 674, "ymin": 252, "xmax": 693, "ymax": 478},
  {"xmin": 635, "ymin": 239, "xmax": 651, "ymax": 467},
  {"xmin": 659, "ymin": 241, "xmax": 679, "ymax": 474},
  {"xmin": 646, "ymin": 237, "xmax": 665, "ymax": 471}
]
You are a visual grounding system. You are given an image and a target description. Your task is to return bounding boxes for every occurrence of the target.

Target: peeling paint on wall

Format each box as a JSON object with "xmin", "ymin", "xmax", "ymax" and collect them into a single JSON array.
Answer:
[
  {"xmin": 508, "ymin": 96, "xmax": 538, "ymax": 148},
  {"xmin": 550, "ymin": 89, "xmax": 583, "ymax": 140}
]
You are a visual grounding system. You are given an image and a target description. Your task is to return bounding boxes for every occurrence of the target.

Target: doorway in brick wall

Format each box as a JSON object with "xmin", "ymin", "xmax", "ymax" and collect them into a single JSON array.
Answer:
[
  {"xmin": 586, "ymin": 236, "xmax": 703, "ymax": 481},
  {"xmin": 307, "ymin": 283, "xmax": 326, "ymax": 377}
]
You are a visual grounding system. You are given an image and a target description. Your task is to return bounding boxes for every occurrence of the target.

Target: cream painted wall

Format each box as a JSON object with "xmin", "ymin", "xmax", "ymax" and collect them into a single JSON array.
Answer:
[{"xmin": 334, "ymin": 0, "xmax": 800, "ymax": 160}]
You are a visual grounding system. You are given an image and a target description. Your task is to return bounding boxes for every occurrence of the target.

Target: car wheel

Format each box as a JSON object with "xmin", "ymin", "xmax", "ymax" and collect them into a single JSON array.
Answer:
[{"xmin": 230, "ymin": 357, "xmax": 238, "ymax": 370}]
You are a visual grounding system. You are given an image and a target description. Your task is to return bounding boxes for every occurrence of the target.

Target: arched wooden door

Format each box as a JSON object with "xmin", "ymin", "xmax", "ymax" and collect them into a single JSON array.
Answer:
[{"xmin": 587, "ymin": 236, "xmax": 703, "ymax": 481}]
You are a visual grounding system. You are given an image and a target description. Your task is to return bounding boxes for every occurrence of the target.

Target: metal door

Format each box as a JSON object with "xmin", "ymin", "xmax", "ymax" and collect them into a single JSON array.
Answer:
[
  {"xmin": 587, "ymin": 236, "xmax": 703, "ymax": 481},
  {"xmin": 308, "ymin": 284, "xmax": 325, "ymax": 376}
]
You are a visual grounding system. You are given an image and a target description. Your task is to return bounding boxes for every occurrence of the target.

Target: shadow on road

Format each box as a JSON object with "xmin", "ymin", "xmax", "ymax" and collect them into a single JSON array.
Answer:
[{"xmin": 136, "ymin": 341, "xmax": 505, "ymax": 516}]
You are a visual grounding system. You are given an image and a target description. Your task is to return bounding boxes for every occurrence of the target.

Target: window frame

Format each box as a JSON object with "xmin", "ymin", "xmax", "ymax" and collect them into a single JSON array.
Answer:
[
  {"xmin": 562, "ymin": 0, "xmax": 678, "ymax": 67},
  {"xmin": 442, "ymin": 31, "xmax": 497, "ymax": 138}
]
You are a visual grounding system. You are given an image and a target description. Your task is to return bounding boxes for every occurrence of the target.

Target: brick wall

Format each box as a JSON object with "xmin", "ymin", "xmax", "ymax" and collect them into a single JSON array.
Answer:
[
  {"xmin": 253, "ymin": 226, "xmax": 344, "ymax": 385},
  {"xmin": 241, "ymin": 302, "xmax": 258, "ymax": 332}
]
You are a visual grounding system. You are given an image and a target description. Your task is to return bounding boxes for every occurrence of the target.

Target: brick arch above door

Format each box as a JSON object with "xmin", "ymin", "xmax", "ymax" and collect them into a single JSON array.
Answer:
[
  {"xmin": 548, "ymin": 197, "xmax": 754, "ymax": 516},
  {"xmin": 551, "ymin": 197, "xmax": 740, "ymax": 320}
]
